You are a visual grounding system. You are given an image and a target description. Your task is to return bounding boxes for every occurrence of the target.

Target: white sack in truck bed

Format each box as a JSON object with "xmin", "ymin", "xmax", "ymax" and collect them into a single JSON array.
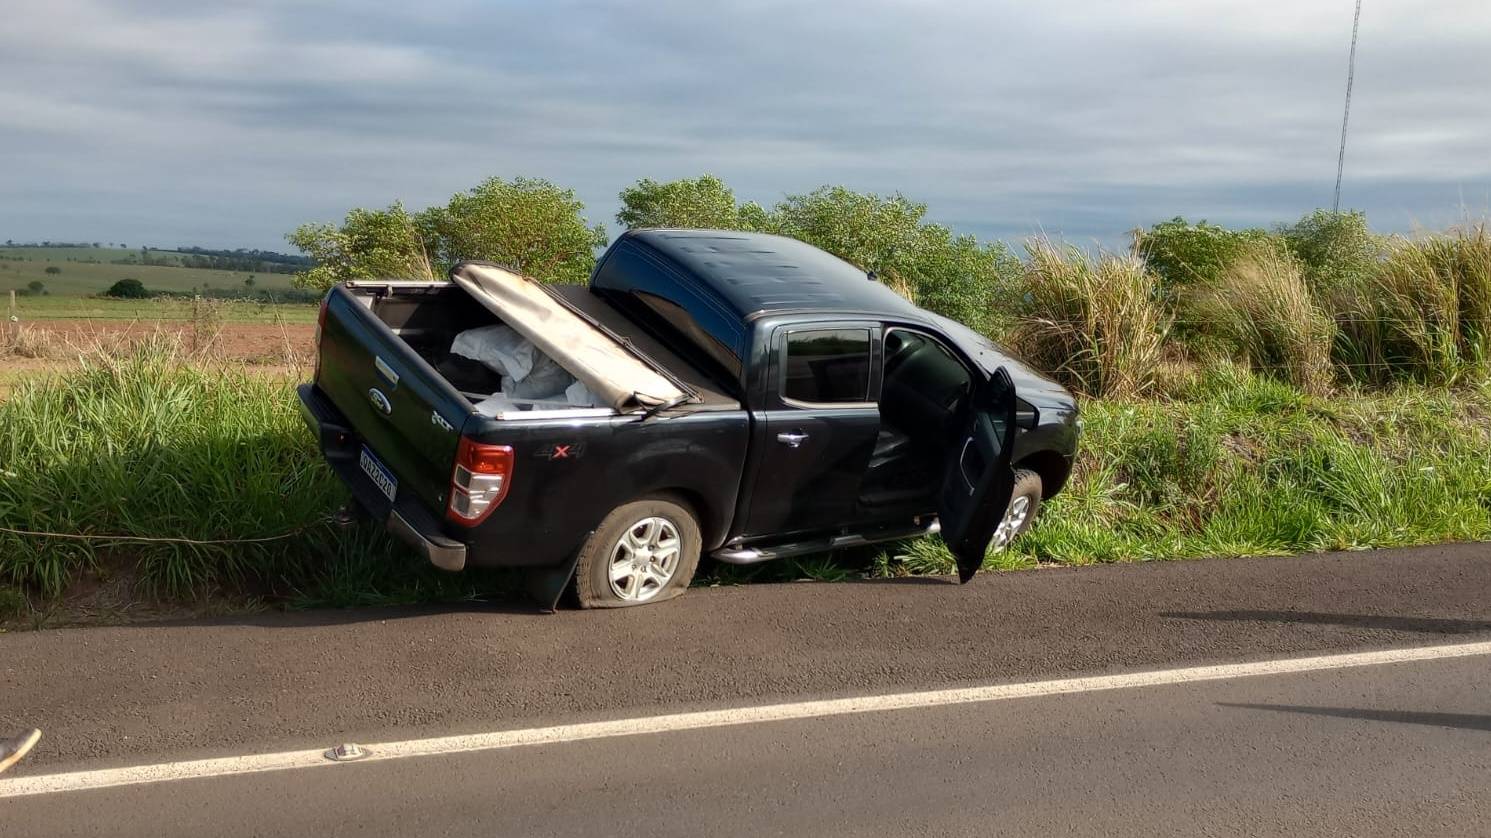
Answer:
[{"xmin": 450, "ymin": 262, "xmax": 686, "ymax": 411}]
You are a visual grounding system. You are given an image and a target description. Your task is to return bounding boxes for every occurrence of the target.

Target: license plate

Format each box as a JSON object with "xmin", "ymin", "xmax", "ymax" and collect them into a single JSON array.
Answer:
[{"xmin": 359, "ymin": 446, "xmax": 398, "ymax": 502}]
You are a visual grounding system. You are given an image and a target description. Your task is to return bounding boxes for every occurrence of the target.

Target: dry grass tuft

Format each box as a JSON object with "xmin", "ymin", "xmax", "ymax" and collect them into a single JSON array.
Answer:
[
  {"xmin": 1183, "ymin": 244, "xmax": 1335, "ymax": 395},
  {"xmin": 1334, "ymin": 223, "xmax": 1491, "ymax": 385},
  {"xmin": 1011, "ymin": 240, "xmax": 1170, "ymax": 399}
]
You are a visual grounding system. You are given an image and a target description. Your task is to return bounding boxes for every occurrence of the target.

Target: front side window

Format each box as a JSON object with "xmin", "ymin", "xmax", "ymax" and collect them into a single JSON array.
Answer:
[{"xmin": 782, "ymin": 329, "xmax": 871, "ymax": 404}]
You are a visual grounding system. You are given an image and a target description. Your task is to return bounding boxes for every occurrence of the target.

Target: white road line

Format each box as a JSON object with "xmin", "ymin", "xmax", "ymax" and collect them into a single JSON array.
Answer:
[{"xmin": 5, "ymin": 639, "xmax": 1491, "ymax": 799}]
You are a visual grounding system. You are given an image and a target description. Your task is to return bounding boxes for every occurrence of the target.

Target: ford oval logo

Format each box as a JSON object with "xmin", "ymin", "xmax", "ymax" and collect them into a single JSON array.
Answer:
[{"xmin": 368, "ymin": 388, "xmax": 392, "ymax": 415}]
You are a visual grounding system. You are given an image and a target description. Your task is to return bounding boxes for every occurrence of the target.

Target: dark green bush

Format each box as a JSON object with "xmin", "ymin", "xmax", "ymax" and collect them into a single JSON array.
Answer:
[
  {"xmin": 1279, "ymin": 209, "xmax": 1380, "ymax": 293},
  {"xmin": 104, "ymin": 277, "xmax": 150, "ymax": 299},
  {"xmin": 1134, "ymin": 217, "xmax": 1280, "ymax": 290}
]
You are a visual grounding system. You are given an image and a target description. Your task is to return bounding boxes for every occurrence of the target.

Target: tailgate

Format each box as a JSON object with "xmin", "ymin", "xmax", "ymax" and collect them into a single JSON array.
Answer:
[{"xmin": 316, "ymin": 287, "xmax": 470, "ymax": 517}]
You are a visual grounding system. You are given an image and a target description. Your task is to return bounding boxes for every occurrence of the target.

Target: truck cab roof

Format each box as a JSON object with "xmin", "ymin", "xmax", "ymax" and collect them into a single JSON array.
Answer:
[
  {"xmin": 593, "ymin": 229, "xmax": 927, "ymax": 381},
  {"xmin": 618, "ymin": 229, "xmax": 921, "ymax": 321},
  {"xmin": 592, "ymin": 229, "xmax": 1072, "ymax": 411}
]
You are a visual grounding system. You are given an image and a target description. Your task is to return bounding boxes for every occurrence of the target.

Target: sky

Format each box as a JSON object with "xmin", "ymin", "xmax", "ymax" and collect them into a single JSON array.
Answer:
[{"xmin": 2, "ymin": 0, "xmax": 1488, "ymax": 252}]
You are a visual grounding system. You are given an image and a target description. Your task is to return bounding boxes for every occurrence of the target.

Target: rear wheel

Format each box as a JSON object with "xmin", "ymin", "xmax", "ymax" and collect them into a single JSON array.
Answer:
[
  {"xmin": 575, "ymin": 497, "xmax": 701, "ymax": 608},
  {"xmin": 990, "ymin": 469, "xmax": 1042, "ymax": 552}
]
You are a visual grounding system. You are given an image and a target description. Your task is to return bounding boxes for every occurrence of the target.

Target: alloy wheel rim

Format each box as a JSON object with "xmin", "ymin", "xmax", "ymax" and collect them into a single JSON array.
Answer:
[
  {"xmin": 989, "ymin": 494, "xmax": 1032, "ymax": 552},
  {"xmin": 608, "ymin": 516, "xmax": 682, "ymax": 601}
]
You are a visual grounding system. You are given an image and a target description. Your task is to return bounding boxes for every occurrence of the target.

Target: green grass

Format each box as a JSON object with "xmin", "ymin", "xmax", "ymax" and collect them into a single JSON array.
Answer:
[
  {"xmin": 1, "ymin": 247, "xmax": 298, "ymax": 296},
  {"xmin": 876, "ymin": 365, "xmax": 1491, "ymax": 577},
  {"xmin": 2, "ymin": 341, "xmax": 1486, "ymax": 618},
  {"xmin": 3, "ymin": 215, "xmax": 1490, "ymax": 619},
  {"xmin": 0, "ymin": 338, "xmax": 485, "ymax": 609}
]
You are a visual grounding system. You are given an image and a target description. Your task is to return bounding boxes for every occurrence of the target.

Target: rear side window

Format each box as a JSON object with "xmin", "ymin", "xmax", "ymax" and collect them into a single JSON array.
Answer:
[{"xmin": 783, "ymin": 329, "xmax": 871, "ymax": 404}]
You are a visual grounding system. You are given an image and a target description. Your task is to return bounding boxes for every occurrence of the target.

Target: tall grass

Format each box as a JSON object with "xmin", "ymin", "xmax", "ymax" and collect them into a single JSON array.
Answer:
[
  {"xmin": 879, "ymin": 365, "xmax": 1491, "ymax": 577},
  {"xmin": 0, "ymin": 336, "xmax": 326, "ymax": 595},
  {"xmin": 1333, "ymin": 224, "xmax": 1491, "ymax": 385},
  {"xmin": 1012, "ymin": 240, "xmax": 1170, "ymax": 399},
  {"xmin": 0, "ymin": 335, "xmax": 479, "ymax": 605},
  {"xmin": 1182, "ymin": 245, "xmax": 1335, "ymax": 395}
]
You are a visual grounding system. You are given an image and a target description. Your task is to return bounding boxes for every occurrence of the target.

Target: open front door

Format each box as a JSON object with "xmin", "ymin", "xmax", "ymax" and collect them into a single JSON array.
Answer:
[{"xmin": 938, "ymin": 367, "xmax": 1017, "ymax": 583}]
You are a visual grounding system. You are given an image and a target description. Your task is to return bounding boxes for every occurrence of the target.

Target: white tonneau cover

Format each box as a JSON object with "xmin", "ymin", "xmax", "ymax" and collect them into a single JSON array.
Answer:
[{"xmin": 450, "ymin": 263, "xmax": 686, "ymax": 412}]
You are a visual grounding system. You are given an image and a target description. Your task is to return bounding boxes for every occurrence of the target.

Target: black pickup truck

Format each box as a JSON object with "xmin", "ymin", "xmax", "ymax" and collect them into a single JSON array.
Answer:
[{"xmin": 298, "ymin": 229, "xmax": 1079, "ymax": 608}]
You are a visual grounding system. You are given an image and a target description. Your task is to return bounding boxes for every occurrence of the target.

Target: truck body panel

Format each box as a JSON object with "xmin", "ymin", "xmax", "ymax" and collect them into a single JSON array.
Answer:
[{"xmin": 300, "ymin": 229, "xmax": 1080, "ymax": 596}]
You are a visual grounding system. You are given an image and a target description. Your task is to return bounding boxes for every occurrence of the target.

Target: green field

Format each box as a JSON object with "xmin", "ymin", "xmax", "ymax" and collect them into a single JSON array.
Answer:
[{"xmin": 0, "ymin": 246, "xmax": 300, "ymax": 297}]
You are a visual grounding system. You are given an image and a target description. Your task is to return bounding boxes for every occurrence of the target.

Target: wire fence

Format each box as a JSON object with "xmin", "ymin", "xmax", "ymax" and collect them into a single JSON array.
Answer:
[{"xmin": 0, "ymin": 515, "xmax": 338, "ymax": 546}]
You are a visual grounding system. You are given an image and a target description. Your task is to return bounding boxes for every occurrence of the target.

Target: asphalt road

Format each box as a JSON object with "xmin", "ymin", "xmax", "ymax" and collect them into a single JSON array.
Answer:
[{"xmin": 3, "ymin": 543, "xmax": 1491, "ymax": 835}]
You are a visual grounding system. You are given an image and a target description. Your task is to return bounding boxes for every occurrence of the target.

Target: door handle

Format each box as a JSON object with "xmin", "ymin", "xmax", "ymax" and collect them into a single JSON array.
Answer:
[{"xmin": 776, "ymin": 431, "xmax": 809, "ymax": 448}]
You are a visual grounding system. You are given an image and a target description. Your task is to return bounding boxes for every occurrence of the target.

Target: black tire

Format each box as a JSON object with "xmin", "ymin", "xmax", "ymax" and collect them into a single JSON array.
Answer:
[
  {"xmin": 574, "ymin": 496, "xmax": 702, "ymax": 608},
  {"xmin": 993, "ymin": 469, "xmax": 1043, "ymax": 550}
]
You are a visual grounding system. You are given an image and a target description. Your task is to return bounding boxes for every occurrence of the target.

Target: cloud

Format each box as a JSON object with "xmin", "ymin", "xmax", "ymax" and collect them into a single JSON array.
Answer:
[{"xmin": 1, "ymin": 0, "xmax": 1487, "ymax": 249}]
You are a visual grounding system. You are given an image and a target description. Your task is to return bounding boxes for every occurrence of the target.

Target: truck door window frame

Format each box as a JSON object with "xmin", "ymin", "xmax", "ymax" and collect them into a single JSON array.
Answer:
[
  {"xmin": 877, "ymin": 325, "xmax": 978, "ymax": 406},
  {"xmin": 773, "ymin": 323, "xmax": 882, "ymax": 410}
]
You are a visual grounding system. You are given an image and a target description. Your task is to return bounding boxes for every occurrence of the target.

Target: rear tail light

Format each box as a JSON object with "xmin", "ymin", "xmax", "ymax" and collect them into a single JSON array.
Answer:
[
  {"xmin": 447, "ymin": 438, "xmax": 514, "ymax": 524},
  {"xmin": 313, "ymin": 293, "xmax": 330, "ymax": 380}
]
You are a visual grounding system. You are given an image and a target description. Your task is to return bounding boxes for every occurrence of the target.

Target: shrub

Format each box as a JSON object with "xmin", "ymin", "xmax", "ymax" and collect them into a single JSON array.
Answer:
[
  {"xmin": 43, "ymin": 266, "xmax": 60, "ymax": 275},
  {"xmin": 1181, "ymin": 244, "xmax": 1335, "ymax": 394},
  {"xmin": 766, "ymin": 186, "xmax": 1020, "ymax": 336},
  {"xmin": 287, "ymin": 203, "xmax": 435, "ymax": 290},
  {"xmin": 418, "ymin": 177, "xmax": 608, "ymax": 285},
  {"xmin": 27, "ymin": 280, "xmax": 44, "ymax": 293},
  {"xmin": 104, "ymin": 277, "xmax": 150, "ymax": 299},
  {"xmin": 1279, "ymin": 209, "xmax": 1380, "ymax": 294},
  {"xmin": 1012, "ymin": 240, "xmax": 1169, "ymax": 399},
  {"xmin": 1134, "ymin": 217, "xmax": 1280, "ymax": 290},
  {"xmin": 617, "ymin": 174, "xmax": 760, "ymax": 230}
]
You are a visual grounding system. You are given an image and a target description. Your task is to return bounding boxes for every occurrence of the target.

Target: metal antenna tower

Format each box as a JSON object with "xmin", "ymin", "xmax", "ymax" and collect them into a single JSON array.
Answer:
[{"xmin": 1333, "ymin": 0, "xmax": 1364, "ymax": 213}]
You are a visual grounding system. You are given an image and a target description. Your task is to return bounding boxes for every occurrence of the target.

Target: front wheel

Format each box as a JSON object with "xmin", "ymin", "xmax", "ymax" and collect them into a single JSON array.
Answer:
[
  {"xmin": 574, "ymin": 497, "xmax": 702, "ymax": 608},
  {"xmin": 990, "ymin": 469, "xmax": 1042, "ymax": 552}
]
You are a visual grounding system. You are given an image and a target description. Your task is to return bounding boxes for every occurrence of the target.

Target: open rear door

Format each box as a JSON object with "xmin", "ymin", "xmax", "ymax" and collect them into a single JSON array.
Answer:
[{"xmin": 938, "ymin": 367, "xmax": 1018, "ymax": 583}]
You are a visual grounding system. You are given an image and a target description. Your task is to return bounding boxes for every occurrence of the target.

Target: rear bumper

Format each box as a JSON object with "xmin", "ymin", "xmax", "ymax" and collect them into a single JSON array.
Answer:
[{"xmin": 297, "ymin": 383, "xmax": 467, "ymax": 572}]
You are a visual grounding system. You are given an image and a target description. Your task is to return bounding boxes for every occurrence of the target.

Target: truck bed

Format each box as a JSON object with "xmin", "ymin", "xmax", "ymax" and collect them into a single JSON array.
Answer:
[
  {"xmin": 308, "ymin": 278, "xmax": 752, "ymax": 576},
  {"xmin": 346, "ymin": 280, "xmax": 739, "ymax": 413}
]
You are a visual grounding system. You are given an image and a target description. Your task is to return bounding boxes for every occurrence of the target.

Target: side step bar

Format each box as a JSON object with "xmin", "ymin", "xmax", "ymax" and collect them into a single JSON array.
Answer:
[{"xmin": 712, "ymin": 519, "xmax": 940, "ymax": 566}]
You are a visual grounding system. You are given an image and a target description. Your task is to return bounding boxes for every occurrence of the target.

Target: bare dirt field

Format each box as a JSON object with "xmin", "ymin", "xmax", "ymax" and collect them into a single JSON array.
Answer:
[
  {"xmin": 2, "ymin": 320, "xmax": 314, "ymax": 398},
  {"xmin": 6, "ymin": 319, "xmax": 315, "ymax": 364}
]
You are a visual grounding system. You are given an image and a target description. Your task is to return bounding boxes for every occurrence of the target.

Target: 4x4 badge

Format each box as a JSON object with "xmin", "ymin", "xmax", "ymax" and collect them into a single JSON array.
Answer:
[{"xmin": 535, "ymin": 442, "xmax": 584, "ymax": 460}]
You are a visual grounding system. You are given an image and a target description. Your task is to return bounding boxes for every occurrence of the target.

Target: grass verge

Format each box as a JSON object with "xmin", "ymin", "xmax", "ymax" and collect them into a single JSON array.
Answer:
[
  {"xmin": 0, "ymin": 338, "xmax": 498, "ymax": 621},
  {"xmin": 874, "ymin": 365, "xmax": 1491, "ymax": 577},
  {"xmin": 3, "ymin": 323, "xmax": 1489, "ymax": 621}
]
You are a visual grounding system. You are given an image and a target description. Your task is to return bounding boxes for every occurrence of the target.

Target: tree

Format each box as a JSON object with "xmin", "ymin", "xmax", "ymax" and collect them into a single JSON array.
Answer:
[
  {"xmin": 288, "ymin": 178, "xmax": 607, "ymax": 290},
  {"xmin": 244, "ymin": 276, "xmax": 256, "ymax": 288},
  {"xmin": 27, "ymin": 280, "xmax": 44, "ymax": 294},
  {"xmin": 1279, "ymin": 209, "xmax": 1379, "ymax": 293},
  {"xmin": 767, "ymin": 186, "xmax": 1019, "ymax": 335},
  {"xmin": 286, "ymin": 203, "xmax": 435, "ymax": 290},
  {"xmin": 105, "ymin": 278, "xmax": 150, "ymax": 299},
  {"xmin": 616, "ymin": 174, "xmax": 761, "ymax": 230},
  {"xmin": 1133, "ymin": 217, "xmax": 1279, "ymax": 290},
  {"xmin": 610, "ymin": 177, "xmax": 1021, "ymax": 335},
  {"xmin": 418, "ymin": 177, "xmax": 607, "ymax": 284},
  {"xmin": 43, "ymin": 266, "xmax": 60, "ymax": 275}
]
